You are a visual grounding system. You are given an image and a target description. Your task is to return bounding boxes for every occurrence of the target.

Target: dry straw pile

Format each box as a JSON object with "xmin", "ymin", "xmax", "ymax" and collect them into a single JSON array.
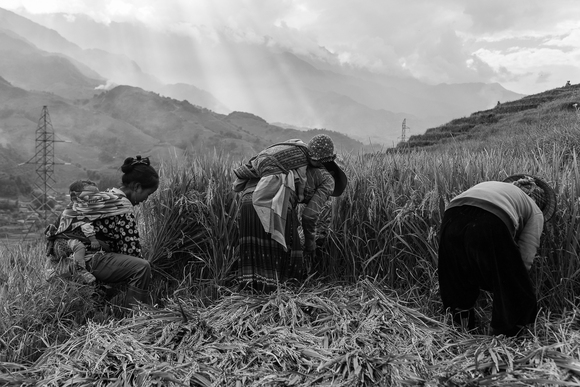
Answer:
[{"xmin": 2, "ymin": 280, "xmax": 580, "ymax": 386}]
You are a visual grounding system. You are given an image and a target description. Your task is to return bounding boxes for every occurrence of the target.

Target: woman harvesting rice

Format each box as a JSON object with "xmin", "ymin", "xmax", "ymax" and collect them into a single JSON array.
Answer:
[
  {"xmin": 437, "ymin": 174, "xmax": 556, "ymax": 336},
  {"xmin": 233, "ymin": 134, "xmax": 347, "ymax": 293},
  {"xmin": 47, "ymin": 156, "xmax": 159, "ymax": 307}
]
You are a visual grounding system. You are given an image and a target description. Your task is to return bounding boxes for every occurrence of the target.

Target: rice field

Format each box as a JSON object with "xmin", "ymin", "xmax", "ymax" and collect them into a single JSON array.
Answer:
[{"xmin": 2, "ymin": 117, "xmax": 580, "ymax": 385}]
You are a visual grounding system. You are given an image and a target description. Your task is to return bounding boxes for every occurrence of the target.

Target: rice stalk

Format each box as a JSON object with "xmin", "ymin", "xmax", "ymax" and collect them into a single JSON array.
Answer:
[{"xmin": 140, "ymin": 159, "xmax": 211, "ymax": 275}]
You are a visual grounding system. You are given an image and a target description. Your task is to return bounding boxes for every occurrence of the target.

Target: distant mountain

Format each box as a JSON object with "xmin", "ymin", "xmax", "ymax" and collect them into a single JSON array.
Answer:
[
  {"xmin": 0, "ymin": 8, "xmax": 229, "ymax": 113},
  {"xmin": 0, "ymin": 5, "xmax": 569, "ymax": 198},
  {"xmin": 14, "ymin": 8, "xmax": 525, "ymax": 145},
  {"xmin": 0, "ymin": 29, "xmax": 102, "ymax": 100},
  {"xmin": 0, "ymin": 77, "xmax": 368, "ymax": 190},
  {"xmin": 85, "ymin": 85, "xmax": 366, "ymax": 155},
  {"xmin": 156, "ymin": 83, "xmax": 230, "ymax": 114},
  {"xmin": 0, "ymin": 78, "xmax": 162, "ymax": 176}
]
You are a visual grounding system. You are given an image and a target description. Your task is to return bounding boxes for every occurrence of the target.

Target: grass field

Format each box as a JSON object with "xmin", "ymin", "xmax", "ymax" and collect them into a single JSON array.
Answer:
[{"xmin": 2, "ymin": 112, "xmax": 580, "ymax": 385}]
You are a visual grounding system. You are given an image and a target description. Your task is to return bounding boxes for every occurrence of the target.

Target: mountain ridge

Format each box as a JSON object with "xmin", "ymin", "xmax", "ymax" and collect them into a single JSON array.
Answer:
[
  {"xmin": 0, "ymin": 6, "xmax": 546, "ymax": 193},
  {"xmin": 0, "ymin": 77, "xmax": 368, "ymax": 191},
  {"xmin": 4, "ymin": 7, "xmax": 526, "ymax": 145}
]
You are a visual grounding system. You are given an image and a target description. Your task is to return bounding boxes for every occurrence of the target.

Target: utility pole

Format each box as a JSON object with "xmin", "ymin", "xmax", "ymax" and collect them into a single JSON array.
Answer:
[
  {"xmin": 399, "ymin": 118, "xmax": 411, "ymax": 144},
  {"xmin": 18, "ymin": 106, "xmax": 69, "ymax": 235}
]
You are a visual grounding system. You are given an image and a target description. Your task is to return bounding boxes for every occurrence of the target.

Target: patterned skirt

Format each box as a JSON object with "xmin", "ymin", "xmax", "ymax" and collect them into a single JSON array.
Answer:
[{"xmin": 238, "ymin": 191, "xmax": 304, "ymax": 293}]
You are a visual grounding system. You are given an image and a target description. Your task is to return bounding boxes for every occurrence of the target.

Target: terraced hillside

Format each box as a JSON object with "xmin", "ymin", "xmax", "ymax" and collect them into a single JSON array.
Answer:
[{"xmin": 401, "ymin": 83, "xmax": 580, "ymax": 149}]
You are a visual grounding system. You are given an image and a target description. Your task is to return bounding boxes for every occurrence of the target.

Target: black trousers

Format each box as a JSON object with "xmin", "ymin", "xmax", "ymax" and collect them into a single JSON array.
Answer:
[{"xmin": 438, "ymin": 206, "xmax": 538, "ymax": 334}]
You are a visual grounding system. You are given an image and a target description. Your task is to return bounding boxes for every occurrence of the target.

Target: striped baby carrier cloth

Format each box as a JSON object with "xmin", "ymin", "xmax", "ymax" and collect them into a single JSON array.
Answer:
[{"xmin": 233, "ymin": 139, "xmax": 310, "ymax": 182}]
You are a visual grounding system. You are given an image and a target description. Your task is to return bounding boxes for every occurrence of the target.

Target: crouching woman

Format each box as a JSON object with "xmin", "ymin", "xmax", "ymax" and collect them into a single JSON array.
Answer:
[{"xmin": 47, "ymin": 156, "xmax": 159, "ymax": 307}]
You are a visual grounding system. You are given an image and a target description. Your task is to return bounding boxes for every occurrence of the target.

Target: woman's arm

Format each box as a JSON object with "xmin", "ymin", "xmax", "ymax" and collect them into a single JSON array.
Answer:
[
  {"xmin": 302, "ymin": 168, "xmax": 334, "ymax": 252},
  {"xmin": 518, "ymin": 209, "xmax": 544, "ymax": 270}
]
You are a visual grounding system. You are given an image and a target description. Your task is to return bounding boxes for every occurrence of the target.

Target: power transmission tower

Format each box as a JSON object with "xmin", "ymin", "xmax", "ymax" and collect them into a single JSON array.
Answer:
[
  {"xmin": 399, "ymin": 118, "xmax": 411, "ymax": 143},
  {"xmin": 18, "ymin": 106, "xmax": 69, "ymax": 237}
]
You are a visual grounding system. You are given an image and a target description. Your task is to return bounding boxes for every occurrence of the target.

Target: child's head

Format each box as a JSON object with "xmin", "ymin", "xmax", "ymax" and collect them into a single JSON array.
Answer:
[{"xmin": 69, "ymin": 180, "xmax": 99, "ymax": 202}]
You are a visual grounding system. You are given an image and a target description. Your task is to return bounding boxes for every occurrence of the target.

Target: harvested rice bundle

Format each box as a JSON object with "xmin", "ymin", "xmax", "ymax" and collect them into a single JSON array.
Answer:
[{"xmin": 4, "ymin": 281, "xmax": 580, "ymax": 386}]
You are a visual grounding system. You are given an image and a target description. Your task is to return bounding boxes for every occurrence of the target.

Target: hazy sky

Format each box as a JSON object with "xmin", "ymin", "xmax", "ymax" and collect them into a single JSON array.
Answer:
[{"xmin": 1, "ymin": 0, "xmax": 580, "ymax": 95}]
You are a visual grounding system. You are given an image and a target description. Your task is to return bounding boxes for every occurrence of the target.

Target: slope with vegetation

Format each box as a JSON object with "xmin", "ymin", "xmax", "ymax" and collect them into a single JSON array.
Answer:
[
  {"xmin": 0, "ymin": 77, "xmax": 368, "ymax": 192},
  {"xmin": 401, "ymin": 83, "xmax": 580, "ymax": 149}
]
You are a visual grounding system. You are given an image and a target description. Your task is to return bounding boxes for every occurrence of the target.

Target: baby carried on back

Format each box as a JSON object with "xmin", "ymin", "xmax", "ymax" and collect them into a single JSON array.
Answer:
[{"xmin": 45, "ymin": 180, "xmax": 134, "ymax": 282}]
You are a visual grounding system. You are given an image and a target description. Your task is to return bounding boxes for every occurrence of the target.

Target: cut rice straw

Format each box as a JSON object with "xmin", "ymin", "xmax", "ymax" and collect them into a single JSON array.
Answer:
[{"xmin": 3, "ymin": 280, "xmax": 580, "ymax": 386}]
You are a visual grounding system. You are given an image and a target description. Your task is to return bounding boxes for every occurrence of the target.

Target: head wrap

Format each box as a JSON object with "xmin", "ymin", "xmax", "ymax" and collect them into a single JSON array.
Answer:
[
  {"xmin": 503, "ymin": 174, "xmax": 557, "ymax": 221},
  {"xmin": 308, "ymin": 134, "xmax": 336, "ymax": 163},
  {"xmin": 307, "ymin": 134, "xmax": 348, "ymax": 196}
]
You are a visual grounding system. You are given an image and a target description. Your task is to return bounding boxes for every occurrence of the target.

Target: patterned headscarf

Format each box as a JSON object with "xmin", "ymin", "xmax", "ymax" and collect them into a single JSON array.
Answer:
[
  {"xmin": 308, "ymin": 134, "xmax": 336, "ymax": 163},
  {"xmin": 512, "ymin": 176, "xmax": 546, "ymax": 210},
  {"xmin": 503, "ymin": 174, "xmax": 557, "ymax": 221},
  {"xmin": 52, "ymin": 183, "xmax": 134, "ymax": 235}
]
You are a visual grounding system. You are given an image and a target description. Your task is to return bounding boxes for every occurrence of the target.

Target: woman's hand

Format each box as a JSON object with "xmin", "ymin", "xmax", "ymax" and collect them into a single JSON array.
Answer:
[{"xmin": 98, "ymin": 240, "xmax": 111, "ymax": 252}]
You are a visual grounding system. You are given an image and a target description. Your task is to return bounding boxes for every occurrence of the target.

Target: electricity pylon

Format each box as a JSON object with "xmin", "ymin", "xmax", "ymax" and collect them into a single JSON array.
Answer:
[
  {"xmin": 399, "ymin": 118, "xmax": 411, "ymax": 143},
  {"xmin": 19, "ymin": 106, "xmax": 69, "ymax": 236}
]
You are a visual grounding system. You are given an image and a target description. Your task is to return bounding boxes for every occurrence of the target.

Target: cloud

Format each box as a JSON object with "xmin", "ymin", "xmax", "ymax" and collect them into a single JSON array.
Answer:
[
  {"xmin": 474, "ymin": 45, "xmax": 580, "ymax": 93},
  {"xmin": 536, "ymin": 71, "xmax": 551, "ymax": 84},
  {"xmin": 94, "ymin": 80, "xmax": 117, "ymax": 90},
  {"xmin": 463, "ymin": 0, "xmax": 540, "ymax": 34},
  {"xmin": 2, "ymin": 0, "xmax": 580, "ymax": 94}
]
